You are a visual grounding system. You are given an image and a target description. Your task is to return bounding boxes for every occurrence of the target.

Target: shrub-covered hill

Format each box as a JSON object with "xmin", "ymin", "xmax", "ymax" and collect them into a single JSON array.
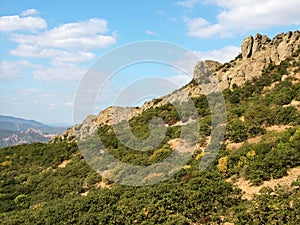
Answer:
[{"xmin": 1, "ymin": 32, "xmax": 300, "ymax": 224}]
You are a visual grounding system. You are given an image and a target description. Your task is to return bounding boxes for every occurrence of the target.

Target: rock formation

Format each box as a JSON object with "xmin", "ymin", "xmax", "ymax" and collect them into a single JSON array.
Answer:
[
  {"xmin": 241, "ymin": 35, "xmax": 254, "ymax": 59},
  {"xmin": 215, "ymin": 30, "xmax": 300, "ymax": 89},
  {"xmin": 52, "ymin": 30, "xmax": 300, "ymax": 142}
]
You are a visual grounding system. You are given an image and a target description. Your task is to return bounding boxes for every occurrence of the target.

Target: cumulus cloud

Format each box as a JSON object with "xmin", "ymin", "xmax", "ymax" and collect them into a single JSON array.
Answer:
[
  {"xmin": 0, "ymin": 14, "xmax": 46, "ymax": 32},
  {"xmin": 11, "ymin": 18, "xmax": 117, "ymax": 49},
  {"xmin": 10, "ymin": 44, "xmax": 95, "ymax": 63},
  {"xmin": 185, "ymin": 0, "xmax": 300, "ymax": 38},
  {"xmin": 0, "ymin": 10, "xmax": 116, "ymax": 71},
  {"xmin": 5, "ymin": 13, "xmax": 116, "ymax": 68}
]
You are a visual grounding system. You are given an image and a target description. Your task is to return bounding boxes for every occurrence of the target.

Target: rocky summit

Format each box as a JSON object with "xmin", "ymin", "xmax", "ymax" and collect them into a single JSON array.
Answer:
[
  {"xmin": 53, "ymin": 30, "xmax": 300, "ymax": 142},
  {"xmin": 216, "ymin": 31, "xmax": 300, "ymax": 89}
]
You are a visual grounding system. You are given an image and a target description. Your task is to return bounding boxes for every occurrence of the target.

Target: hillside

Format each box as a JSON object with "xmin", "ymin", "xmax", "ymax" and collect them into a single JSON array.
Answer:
[
  {"xmin": 0, "ymin": 30, "xmax": 300, "ymax": 224},
  {"xmin": 0, "ymin": 115, "xmax": 67, "ymax": 148},
  {"xmin": 53, "ymin": 30, "xmax": 300, "ymax": 143}
]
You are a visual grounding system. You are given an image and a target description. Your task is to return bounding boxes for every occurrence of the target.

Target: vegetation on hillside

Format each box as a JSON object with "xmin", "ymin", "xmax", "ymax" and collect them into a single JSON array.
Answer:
[{"xmin": 1, "ymin": 54, "xmax": 300, "ymax": 224}]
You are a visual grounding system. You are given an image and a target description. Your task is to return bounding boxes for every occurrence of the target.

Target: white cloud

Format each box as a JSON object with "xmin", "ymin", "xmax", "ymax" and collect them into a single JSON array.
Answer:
[
  {"xmin": 6, "ymin": 16, "xmax": 116, "ymax": 67},
  {"xmin": 10, "ymin": 44, "xmax": 95, "ymax": 62},
  {"xmin": 32, "ymin": 63, "xmax": 86, "ymax": 81},
  {"xmin": 185, "ymin": 0, "xmax": 300, "ymax": 38},
  {"xmin": 176, "ymin": 0, "xmax": 200, "ymax": 8},
  {"xmin": 20, "ymin": 9, "xmax": 39, "ymax": 17},
  {"xmin": 0, "ymin": 15, "xmax": 46, "ymax": 32},
  {"xmin": 196, "ymin": 45, "xmax": 240, "ymax": 63},
  {"xmin": 185, "ymin": 17, "xmax": 222, "ymax": 38},
  {"xmin": 146, "ymin": 30, "xmax": 159, "ymax": 36},
  {"xmin": 11, "ymin": 18, "xmax": 117, "ymax": 49},
  {"xmin": 0, "ymin": 60, "xmax": 36, "ymax": 82}
]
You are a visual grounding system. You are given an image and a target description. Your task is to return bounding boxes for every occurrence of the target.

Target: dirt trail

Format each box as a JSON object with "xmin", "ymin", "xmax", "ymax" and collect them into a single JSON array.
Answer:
[
  {"xmin": 232, "ymin": 167, "xmax": 300, "ymax": 200},
  {"xmin": 265, "ymin": 125, "xmax": 292, "ymax": 132}
]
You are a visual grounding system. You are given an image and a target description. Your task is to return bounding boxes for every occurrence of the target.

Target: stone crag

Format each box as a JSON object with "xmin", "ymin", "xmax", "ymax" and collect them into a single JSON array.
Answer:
[
  {"xmin": 216, "ymin": 31, "xmax": 300, "ymax": 89},
  {"xmin": 52, "ymin": 30, "xmax": 300, "ymax": 142}
]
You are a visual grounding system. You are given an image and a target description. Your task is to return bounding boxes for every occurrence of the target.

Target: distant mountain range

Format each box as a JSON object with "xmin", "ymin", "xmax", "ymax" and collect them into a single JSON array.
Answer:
[{"xmin": 0, "ymin": 115, "xmax": 68, "ymax": 147}]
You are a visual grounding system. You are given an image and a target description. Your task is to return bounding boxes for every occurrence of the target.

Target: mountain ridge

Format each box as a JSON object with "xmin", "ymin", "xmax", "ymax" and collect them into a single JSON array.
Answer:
[
  {"xmin": 53, "ymin": 30, "xmax": 300, "ymax": 143},
  {"xmin": 0, "ymin": 115, "xmax": 68, "ymax": 147}
]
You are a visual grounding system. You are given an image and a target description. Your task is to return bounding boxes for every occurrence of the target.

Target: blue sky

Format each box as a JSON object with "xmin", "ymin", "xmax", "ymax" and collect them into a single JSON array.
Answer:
[{"xmin": 0, "ymin": 0, "xmax": 299, "ymax": 124}]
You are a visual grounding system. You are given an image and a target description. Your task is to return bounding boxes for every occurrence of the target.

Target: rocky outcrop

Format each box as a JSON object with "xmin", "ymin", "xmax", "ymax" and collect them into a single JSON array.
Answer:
[
  {"xmin": 241, "ymin": 35, "xmax": 254, "ymax": 59},
  {"xmin": 53, "ymin": 30, "xmax": 300, "ymax": 143},
  {"xmin": 52, "ymin": 59, "xmax": 223, "ymax": 142},
  {"xmin": 216, "ymin": 30, "xmax": 300, "ymax": 89},
  {"xmin": 203, "ymin": 60, "xmax": 222, "ymax": 72},
  {"xmin": 51, "ymin": 106, "xmax": 141, "ymax": 142},
  {"xmin": 252, "ymin": 34, "xmax": 271, "ymax": 55}
]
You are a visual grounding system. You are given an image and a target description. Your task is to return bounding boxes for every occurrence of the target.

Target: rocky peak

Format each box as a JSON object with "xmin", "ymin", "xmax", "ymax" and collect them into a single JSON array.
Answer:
[
  {"xmin": 242, "ymin": 34, "xmax": 271, "ymax": 59},
  {"xmin": 216, "ymin": 30, "xmax": 300, "ymax": 89},
  {"xmin": 202, "ymin": 60, "xmax": 222, "ymax": 72},
  {"xmin": 53, "ymin": 30, "xmax": 300, "ymax": 143}
]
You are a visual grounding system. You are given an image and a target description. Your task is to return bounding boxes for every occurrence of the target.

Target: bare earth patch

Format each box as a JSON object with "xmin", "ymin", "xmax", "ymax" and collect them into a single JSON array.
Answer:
[
  {"xmin": 226, "ymin": 136, "xmax": 262, "ymax": 151},
  {"xmin": 167, "ymin": 138, "xmax": 196, "ymax": 153},
  {"xmin": 231, "ymin": 167, "xmax": 300, "ymax": 200},
  {"xmin": 265, "ymin": 125, "xmax": 292, "ymax": 132},
  {"xmin": 57, "ymin": 159, "xmax": 72, "ymax": 168},
  {"xmin": 289, "ymin": 100, "xmax": 300, "ymax": 111}
]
